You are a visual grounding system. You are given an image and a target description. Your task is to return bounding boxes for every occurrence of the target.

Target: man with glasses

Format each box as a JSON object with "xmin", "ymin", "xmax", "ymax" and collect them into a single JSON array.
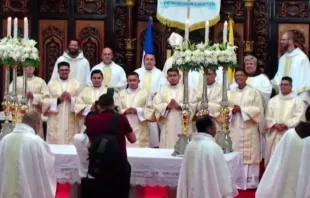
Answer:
[
  {"xmin": 272, "ymin": 31, "xmax": 310, "ymax": 105},
  {"xmin": 264, "ymin": 76, "xmax": 305, "ymax": 166},
  {"xmin": 43, "ymin": 61, "xmax": 81, "ymax": 144}
]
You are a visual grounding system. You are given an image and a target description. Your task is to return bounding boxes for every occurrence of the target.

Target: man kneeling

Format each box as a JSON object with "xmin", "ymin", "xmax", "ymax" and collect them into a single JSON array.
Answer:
[{"xmin": 177, "ymin": 115, "xmax": 237, "ymax": 198}]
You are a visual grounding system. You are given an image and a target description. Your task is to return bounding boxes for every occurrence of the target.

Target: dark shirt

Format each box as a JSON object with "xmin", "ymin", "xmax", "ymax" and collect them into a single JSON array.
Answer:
[{"xmin": 85, "ymin": 109, "xmax": 132, "ymax": 159}]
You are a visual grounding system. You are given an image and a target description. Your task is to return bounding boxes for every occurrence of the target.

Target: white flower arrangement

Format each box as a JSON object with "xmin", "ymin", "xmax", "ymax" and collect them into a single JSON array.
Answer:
[
  {"xmin": 0, "ymin": 37, "xmax": 39, "ymax": 67},
  {"xmin": 172, "ymin": 41, "xmax": 203, "ymax": 71},
  {"xmin": 215, "ymin": 43, "xmax": 238, "ymax": 69}
]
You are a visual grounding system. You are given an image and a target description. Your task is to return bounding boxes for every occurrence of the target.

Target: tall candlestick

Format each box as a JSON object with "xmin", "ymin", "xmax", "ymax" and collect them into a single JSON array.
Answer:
[
  {"xmin": 185, "ymin": 19, "xmax": 190, "ymax": 41},
  {"xmin": 24, "ymin": 17, "xmax": 28, "ymax": 39},
  {"xmin": 13, "ymin": 18, "xmax": 18, "ymax": 39},
  {"xmin": 223, "ymin": 21, "xmax": 228, "ymax": 44},
  {"xmin": 7, "ymin": 17, "xmax": 12, "ymax": 37},
  {"xmin": 205, "ymin": 21, "xmax": 209, "ymax": 44}
]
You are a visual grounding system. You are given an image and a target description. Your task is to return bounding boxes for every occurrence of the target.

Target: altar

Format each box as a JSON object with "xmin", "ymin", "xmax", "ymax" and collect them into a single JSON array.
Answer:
[{"xmin": 49, "ymin": 144, "xmax": 244, "ymax": 188}]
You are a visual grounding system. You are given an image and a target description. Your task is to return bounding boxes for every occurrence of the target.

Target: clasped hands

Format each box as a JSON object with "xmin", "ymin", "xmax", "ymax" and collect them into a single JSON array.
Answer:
[
  {"xmin": 124, "ymin": 107, "xmax": 137, "ymax": 115},
  {"xmin": 232, "ymin": 105, "xmax": 241, "ymax": 114},
  {"xmin": 167, "ymin": 99, "xmax": 181, "ymax": 110},
  {"xmin": 273, "ymin": 123, "xmax": 288, "ymax": 132},
  {"xmin": 59, "ymin": 92, "xmax": 72, "ymax": 103}
]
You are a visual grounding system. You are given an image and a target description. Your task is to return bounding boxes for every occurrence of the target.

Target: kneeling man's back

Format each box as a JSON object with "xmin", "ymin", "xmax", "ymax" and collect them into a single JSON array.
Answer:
[
  {"xmin": 0, "ymin": 111, "xmax": 56, "ymax": 198},
  {"xmin": 177, "ymin": 115, "xmax": 237, "ymax": 198}
]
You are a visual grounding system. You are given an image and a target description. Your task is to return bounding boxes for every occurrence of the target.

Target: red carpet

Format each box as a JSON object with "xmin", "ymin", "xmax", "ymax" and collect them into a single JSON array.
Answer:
[{"xmin": 55, "ymin": 184, "xmax": 255, "ymax": 198}]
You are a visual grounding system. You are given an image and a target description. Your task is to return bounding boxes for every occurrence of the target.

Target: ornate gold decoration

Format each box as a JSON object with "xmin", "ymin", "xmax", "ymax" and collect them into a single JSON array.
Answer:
[
  {"xmin": 126, "ymin": 0, "xmax": 135, "ymax": 6},
  {"xmin": 2, "ymin": 65, "xmax": 11, "ymax": 123},
  {"xmin": 244, "ymin": 0, "xmax": 255, "ymax": 8},
  {"xmin": 181, "ymin": 70, "xmax": 191, "ymax": 136},
  {"xmin": 125, "ymin": 38, "xmax": 136, "ymax": 50},
  {"xmin": 244, "ymin": 40, "xmax": 254, "ymax": 53}
]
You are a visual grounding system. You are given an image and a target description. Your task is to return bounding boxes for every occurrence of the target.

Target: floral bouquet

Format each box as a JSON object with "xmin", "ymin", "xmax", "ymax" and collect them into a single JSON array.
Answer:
[
  {"xmin": 216, "ymin": 42, "xmax": 238, "ymax": 69},
  {"xmin": 172, "ymin": 41, "xmax": 203, "ymax": 72},
  {"xmin": 20, "ymin": 38, "xmax": 39, "ymax": 67},
  {"xmin": 0, "ymin": 37, "xmax": 39, "ymax": 67},
  {"xmin": 196, "ymin": 42, "xmax": 219, "ymax": 71}
]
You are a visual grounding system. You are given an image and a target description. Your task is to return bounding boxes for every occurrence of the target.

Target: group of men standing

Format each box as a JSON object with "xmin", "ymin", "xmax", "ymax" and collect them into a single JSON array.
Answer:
[{"xmin": 5, "ymin": 30, "xmax": 310, "ymax": 192}]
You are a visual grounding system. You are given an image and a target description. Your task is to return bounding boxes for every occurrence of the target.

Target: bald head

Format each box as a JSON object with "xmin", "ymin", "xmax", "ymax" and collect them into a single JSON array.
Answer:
[
  {"xmin": 101, "ymin": 47, "xmax": 113, "ymax": 65},
  {"xmin": 285, "ymin": 31, "xmax": 295, "ymax": 40},
  {"xmin": 281, "ymin": 31, "xmax": 295, "ymax": 52},
  {"xmin": 22, "ymin": 111, "xmax": 41, "ymax": 134}
]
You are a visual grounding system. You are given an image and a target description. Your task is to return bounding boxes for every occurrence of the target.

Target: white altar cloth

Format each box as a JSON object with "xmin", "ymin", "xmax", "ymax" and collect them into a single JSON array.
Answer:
[{"xmin": 50, "ymin": 145, "xmax": 243, "ymax": 187}]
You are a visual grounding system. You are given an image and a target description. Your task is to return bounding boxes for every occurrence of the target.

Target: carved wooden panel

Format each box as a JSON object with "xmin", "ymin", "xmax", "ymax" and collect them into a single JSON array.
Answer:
[
  {"xmin": 213, "ymin": 23, "xmax": 244, "ymax": 68},
  {"xmin": 221, "ymin": 0, "xmax": 244, "ymax": 17},
  {"xmin": 137, "ymin": 0, "xmax": 157, "ymax": 17},
  {"xmin": 278, "ymin": 24, "xmax": 309, "ymax": 56},
  {"xmin": 114, "ymin": 6, "xmax": 126, "ymax": 67},
  {"xmin": 136, "ymin": 21, "xmax": 167, "ymax": 70},
  {"xmin": 77, "ymin": 0, "xmax": 105, "ymax": 14},
  {"xmin": 39, "ymin": 20, "xmax": 68, "ymax": 81},
  {"xmin": 3, "ymin": 0, "xmax": 30, "ymax": 13},
  {"xmin": 76, "ymin": 21, "xmax": 104, "ymax": 67},
  {"xmin": 254, "ymin": 0, "xmax": 268, "ymax": 72},
  {"xmin": 39, "ymin": 0, "xmax": 68, "ymax": 13},
  {"xmin": 277, "ymin": 1, "xmax": 308, "ymax": 18}
]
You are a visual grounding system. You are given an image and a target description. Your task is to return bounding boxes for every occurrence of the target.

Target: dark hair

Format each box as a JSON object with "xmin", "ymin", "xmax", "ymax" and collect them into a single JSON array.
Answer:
[
  {"xmin": 281, "ymin": 76, "xmax": 293, "ymax": 85},
  {"xmin": 57, "ymin": 61, "xmax": 70, "ymax": 70},
  {"xmin": 98, "ymin": 89, "xmax": 115, "ymax": 107},
  {"xmin": 167, "ymin": 67, "xmax": 179, "ymax": 74},
  {"xmin": 306, "ymin": 106, "xmax": 310, "ymax": 121},
  {"xmin": 235, "ymin": 68, "xmax": 247, "ymax": 76},
  {"xmin": 91, "ymin": 69, "xmax": 103, "ymax": 78},
  {"xmin": 143, "ymin": 53, "xmax": 155, "ymax": 60},
  {"xmin": 69, "ymin": 39, "xmax": 79, "ymax": 45},
  {"xmin": 195, "ymin": 115, "xmax": 215, "ymax": 133},
  {"xmin": 207, "ymin": 68, "xmax": 216, "ymax": 74},
  {"xmin": 127, "ymin": 72, "xmax": 139, "ymax": 78}
]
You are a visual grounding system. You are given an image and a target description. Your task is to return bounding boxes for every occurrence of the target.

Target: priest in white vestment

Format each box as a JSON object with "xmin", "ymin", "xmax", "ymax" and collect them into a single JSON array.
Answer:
[
  {"xmin": 43, "ymin": 61, "xmax": 80, "ymax": 144},
  {"xmin": 89, "ymin": 47, "xmax": 127, "ymax": 91},
  {"xmin": 135, "ymin": 53, "xmax": 166, "ymax": 147},
  {"xmin": 0, "ymin": 111, "xmax": 56, "ymax": 198},
  {"xmin": 51, "ymin": 39, "xmax": 90, "ymax": 88},
  {"xmin": 230, "ymin": 55, "xmax": 272, "ymax": 103},
  {"xmin": 265, "ymin": 76, "xmax": 305, "ymax": 165},
  {"xmin": 119, "ymin": 72, "xmax": 150, "ymax": 147},
  {"xmin": 196, "ymin": 68, "xmax": 222, "ymax": 130},
  {"xmin": 153, "ymin": 68, "xmax": 197, "ymax": 148},
  {"xmin": 228, "ymin": 68, "xmax": 264, "ymax": 189},
  {"xmin": 257, "ymin": 106, "xmax": 310, "ymax": 198},
  {"xmin": 177, "ymin": 115, "xmax": 237, "ymax": 198},
  {"xmin": 75, "ymin": 70, "xmax": 109, "ymax": 131},
  {"xmin": 272, "ymin": 31, "xmax": 310, "ymax": 105}
]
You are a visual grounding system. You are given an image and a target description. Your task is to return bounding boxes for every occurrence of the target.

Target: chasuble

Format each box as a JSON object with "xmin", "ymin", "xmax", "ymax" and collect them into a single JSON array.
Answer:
[
  {"xmin": 264, "ymin": 92, "xmax": 305, "ymax": 164},
  {"xmin": 43, "ymin": 79, "xmax": 80, "ymax": 144},
  {"xmin": 119, "ymin": 88, "xmax": 150, "ymax": 147},
  {"xmin": 153, "ymin": 84, "xmax": 197, "ymax": 148}
]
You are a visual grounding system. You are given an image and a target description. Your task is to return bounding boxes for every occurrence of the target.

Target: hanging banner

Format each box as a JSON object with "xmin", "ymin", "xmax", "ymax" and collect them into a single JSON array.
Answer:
[{"xmin": 157, "ymin": 0, "xmax": 221, "ymax": 31}]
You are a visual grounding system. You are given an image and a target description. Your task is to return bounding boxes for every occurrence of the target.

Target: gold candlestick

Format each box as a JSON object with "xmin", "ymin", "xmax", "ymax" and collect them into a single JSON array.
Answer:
[
  {"xmin": 10, "ymin": 65, "xmax": 19, "ymax": 124},
  {"xmin": 197, "ymin": 67, "xmax": 209, "ymax": 117},
  {"xmin": 2, "ymin": 65, "xmax": 11, "ymax": 123}
]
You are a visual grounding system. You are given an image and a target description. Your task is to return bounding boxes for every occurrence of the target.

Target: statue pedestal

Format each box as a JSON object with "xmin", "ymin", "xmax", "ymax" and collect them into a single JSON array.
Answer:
[
  {"xmin": 215, "ymin": 130, "xmax": 233, "ymax": 154},
  {"xmin": 0, "ymin": 123, "xmax": 14, "ymax": 141},
  {"xmin": 172, "ymin": 134, "xmax": 189, "ymax": 156}
]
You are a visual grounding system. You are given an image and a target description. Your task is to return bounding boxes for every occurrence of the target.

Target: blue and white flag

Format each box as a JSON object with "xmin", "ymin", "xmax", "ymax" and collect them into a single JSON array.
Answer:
[{"xmin": 141, "ymin": 17, "xmax": 154, "ymax": 68}]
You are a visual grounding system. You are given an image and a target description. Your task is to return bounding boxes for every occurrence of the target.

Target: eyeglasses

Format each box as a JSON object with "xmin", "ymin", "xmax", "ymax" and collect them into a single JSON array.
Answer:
[{"xmin": 59, "ymin": 69, "xmax": 69, "ymax": 72}]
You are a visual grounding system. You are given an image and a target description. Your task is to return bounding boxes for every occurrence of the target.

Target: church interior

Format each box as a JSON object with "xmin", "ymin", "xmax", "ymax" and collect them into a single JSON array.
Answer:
[{"xmin": 0, "ymin": 0, "xmax": 310, "ymax": 198}]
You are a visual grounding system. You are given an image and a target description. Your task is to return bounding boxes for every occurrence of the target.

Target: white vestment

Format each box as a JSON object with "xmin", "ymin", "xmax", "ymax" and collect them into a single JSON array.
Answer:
[
  {"xmin": 135, "ymin": 67, "xmax": 166, "ymax": 147},
  {"xmin": 296, "ymin": 136, "xmax": 310, "ymax": 198},
  {"xmin": 51, "ymin": 51, "xmax": 91, "ymax": 88},
  {"xmin": 0, "ymin": 123, "xmax": 56, "ymax": 198},
  {"xmin": 88, "ymin": 61, "xmax": 127, "ymax": 91},
  {"xmin": 73, "ymin": 133, "xmax": 90, "ymax": 178},
  {"xmin": 177, "ymin": 133, "xmax": 237, "ymax": 198},
  {"xmin": 230, "ymin": 73, "xmax": 272, "ymax": 103},
  {"xmin": 273, "ymin": 48, "xmax": 310, "ymax": 105},
  {"xmin": 256, "ymin": 129, "xmax": 305, "ymax": 198}
]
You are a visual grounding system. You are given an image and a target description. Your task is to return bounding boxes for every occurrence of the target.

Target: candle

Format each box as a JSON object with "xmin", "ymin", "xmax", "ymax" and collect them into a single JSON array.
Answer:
[
  {"xmin": 223, "ymin": 21, "xmax": 228, "ymax": 44},
  {"xmin": 185, "ymin": 19, "xmax": 190, "ymax": 41},
  {"xmin": 7, "ymin": 17, "xmax": 12, "ymax": 37},
  {"xmin": 24, "ymin": 17, "xmax": 28, "ymax": 39},
  {"xmin": 205, "ymin": 21, "xmax": 209, "ymax": 44},
  {"xmin": 13, "ymin": 18, "xmax": 18, "ymax": 39}
]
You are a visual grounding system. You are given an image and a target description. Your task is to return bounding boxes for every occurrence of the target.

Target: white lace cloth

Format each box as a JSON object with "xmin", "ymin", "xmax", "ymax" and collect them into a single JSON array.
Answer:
[{"xmin": 50, "ymin": 145, "xmax": 243, "ymax": 187}]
